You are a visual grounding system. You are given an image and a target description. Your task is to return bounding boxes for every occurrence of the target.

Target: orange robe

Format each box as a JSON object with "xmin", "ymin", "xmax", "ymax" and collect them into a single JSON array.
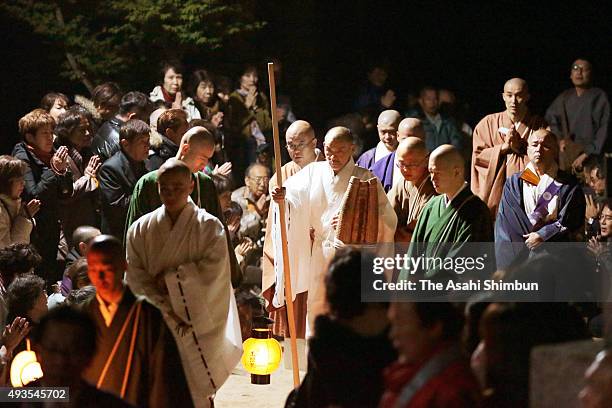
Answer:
[{"xmin": 471, "ymin": 111, "xmax": 547, "ymax": 217}]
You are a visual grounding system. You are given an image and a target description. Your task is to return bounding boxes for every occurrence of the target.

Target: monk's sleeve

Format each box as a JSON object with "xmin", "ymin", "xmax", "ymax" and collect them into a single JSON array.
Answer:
[
  {"xmin": 124, "ymin": 177, "xmax": 147, "ymax": 241},
  {"xmin": 376, "ymin": 180, "xmax": 397, "ymax": 243},
  {"xmin": 536, "ymin": 184, "xmax": 586, "ymax": 241},
  {"xmin": 544, "ymin": 95, "xmax": 564, "ymax": 137},
  {"xmin": 471, "ymin": 119, "xmax": 503, "ymax": 192},
  {"xmin": 586, "ymin": 92, "xmax": 610, "ymax": 155},
  {"xmin": 125, "ymin": 224, "xmax": 173, "ymax": 316}
]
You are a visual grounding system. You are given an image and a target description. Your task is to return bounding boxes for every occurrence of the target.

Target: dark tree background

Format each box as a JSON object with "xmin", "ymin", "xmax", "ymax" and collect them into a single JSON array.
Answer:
[{"xmin": 1, "ymin": 0, "xmax": 610, "ymax": 153}]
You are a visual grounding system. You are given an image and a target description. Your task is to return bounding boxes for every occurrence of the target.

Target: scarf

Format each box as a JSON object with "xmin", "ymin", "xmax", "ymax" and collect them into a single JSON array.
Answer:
[
  {"xmin": 160, "ymin": 87, "xmax": 176, "ymax": 104},
  {"xmin": 25, "ymin": 144, "xmax": 53, "ymax": 166}
]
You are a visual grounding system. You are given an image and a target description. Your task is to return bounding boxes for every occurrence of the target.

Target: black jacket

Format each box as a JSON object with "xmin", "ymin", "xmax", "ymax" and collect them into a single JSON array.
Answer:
[
  {"xmin": 286, "ymin": 315, "xmax": 397, "ymax": 408},
  {"xmin": 99, "ymin": 149, "xmax": 147, "ymax": 239},
  {"xmin": 148, "ymin": 136, "xmax": 179, "ymax": 171},
  {"xmin": 93, "ymin": 117, "xmax": 124, "ymax": 162},
  {"xmin": 12, "ymin": 142, "xmax": 73, "ymax": 282}
]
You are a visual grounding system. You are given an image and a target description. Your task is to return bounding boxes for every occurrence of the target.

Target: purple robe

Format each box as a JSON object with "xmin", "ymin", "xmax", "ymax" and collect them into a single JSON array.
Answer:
[
  {"xmin": 494, "ymin": 170, "xmax": 585, "ymax": 270},
  {"xmin": 370, "ymin": 151, "xmax": 395, "ymax": 192},
  {"xmin": 356, "ymin": 147, "xmax": 377, "ymax": 169}
]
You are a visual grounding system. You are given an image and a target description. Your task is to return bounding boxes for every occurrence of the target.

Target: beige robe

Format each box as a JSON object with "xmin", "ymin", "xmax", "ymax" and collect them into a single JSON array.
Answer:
[
  {"xmin": 270, "ymin": 158, "xmax": 397, "ymax": 335},
  {"xmin": 386, "ymin": 175, "xmax": 437, "ymax": 243},
  {"xmin": 126, "ymin": 200, "xmax": 242, "ymax": 407},
  {"xmin": 471, "ymin": 111, "xmax": 547, "ymax": 217}
]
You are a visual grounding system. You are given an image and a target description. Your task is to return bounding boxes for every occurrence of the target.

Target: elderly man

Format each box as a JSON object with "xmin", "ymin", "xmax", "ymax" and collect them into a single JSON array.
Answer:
[
  {"xmin": 415, "ymin": 87, "xmax": 463, "ymax": 152},
  {"xmin": 125, "ymin": 126, "xmax": 241, "ymax": 287},
  {"xmin": 387, "ymin": 137, "xmax": 436, "ymax": 243},
  {"xmin": 356, "ymin": 109, "xmax": 402, "ymax": 170},
  {"xmin": 271, "ymin": 126, "xmax": 397, "ymax": 334},
  {"xmin": 580, "ymin": 350, "xmax": 612, "ymax": 408},
  {"xmin": 398, "ymin": 144, "xmax": 492, "ymax": 281},
  {"xmin": 472, "ymin": 78, "xmax": 547, "ymax": 217},
  {"xmin": 495, "ymin": 129, "xmax": 585, "ymax": 270},
  {"xmin": 262, "ymin": 120, "xmax": 323, "ymax": 338},
  {"xmin": 126, "ymin": 159, "xmax": 241, "ymax": 407},
  {"xmin": 231, "ymin": 162, "xmax": 271, "ymax": 243},
  {"xmin": 546, "ymin": 59, "xmax": 610, "ymax": 172}
]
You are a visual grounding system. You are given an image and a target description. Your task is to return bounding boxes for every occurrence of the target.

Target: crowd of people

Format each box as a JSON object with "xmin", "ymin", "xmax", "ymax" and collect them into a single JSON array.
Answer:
[{"xmin": 0, "ymin": 56, "xmax": 609, "ymax": 407}]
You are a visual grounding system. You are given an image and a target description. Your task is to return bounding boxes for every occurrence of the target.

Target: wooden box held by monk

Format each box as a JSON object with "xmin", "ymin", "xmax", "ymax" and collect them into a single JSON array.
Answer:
[{"xmin": 336, "ymin": 176, "xmax": 379, "ymax": 244}]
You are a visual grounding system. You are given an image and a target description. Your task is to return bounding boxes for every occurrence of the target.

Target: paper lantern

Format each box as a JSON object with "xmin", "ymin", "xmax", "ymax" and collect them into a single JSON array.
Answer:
[
  {"xmin": 241, "ymin": 325, "xmax": 282, "ymax": 385},
  {"xmin": 11, "ymin": 339, "xmax": 43, "ymax": 387}
]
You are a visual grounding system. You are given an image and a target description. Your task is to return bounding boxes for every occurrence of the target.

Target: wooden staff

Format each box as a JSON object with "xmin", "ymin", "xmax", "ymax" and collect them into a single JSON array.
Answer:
[{"xmin": 267, "ymin": 62, "xmax": 300, "ymax": 387}]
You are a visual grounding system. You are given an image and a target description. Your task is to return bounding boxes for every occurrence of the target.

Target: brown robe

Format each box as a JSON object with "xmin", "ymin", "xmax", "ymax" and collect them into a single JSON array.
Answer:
[
  {"xmin": 386, "ymin": 175, "xmax": 437, "ymax": 243},
  {"xmin": 261, "ymin": 154, "xmax": 323, "ymax": 338},
  {"xmin": 471, "ymin": 111, "xmax": 547, "ymax": 217},
  {"xmin": 82, "ymin": 289, "xmax": 193, "ymax": 408}
]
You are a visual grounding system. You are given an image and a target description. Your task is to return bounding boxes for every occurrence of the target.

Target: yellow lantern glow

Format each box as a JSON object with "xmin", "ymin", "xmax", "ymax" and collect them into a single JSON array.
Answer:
[
  {"xmin": 11, "ymin": 339, "xmax": 43, "ymax": 387},
  {"xmin": 241, "ymin": 328, "xmax": 282, "ymax": 384}
]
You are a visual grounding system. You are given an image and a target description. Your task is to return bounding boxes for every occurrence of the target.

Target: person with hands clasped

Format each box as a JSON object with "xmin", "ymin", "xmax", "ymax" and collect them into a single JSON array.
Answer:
[{"xmin": 12, "ymin": 109, "xmax": 75, "ymax": 287}]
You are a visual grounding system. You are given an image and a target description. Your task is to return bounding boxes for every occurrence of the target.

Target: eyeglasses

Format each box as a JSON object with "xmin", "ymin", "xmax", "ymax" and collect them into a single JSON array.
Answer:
[
  {"xmin": 395, "ymin": 156, "xmax": 429, "ymax": 170},
  {"xmin": 249, "ymin": 176, "xmax": 270, "ymax": 184},
  {"xmin": 286, "ymin": 138, "xmax": 314, "ymax": 151},
  {"xmin": 572, "ymin": 64, "xmax": 590, "ymax": 72}
]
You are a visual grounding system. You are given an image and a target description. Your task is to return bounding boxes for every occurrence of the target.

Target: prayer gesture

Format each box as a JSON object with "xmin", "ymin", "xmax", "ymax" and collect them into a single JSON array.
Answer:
[
  {"xmin": 85, "ymin": 155, "xmax": 101, "ymax": 178},
  {"xmin": 25, "ymin": 199, "xmax": 41, "ymax": 217},
  {"xmin": 271, "ymin": 186, "xmax": 286, "ymax": 203},
  {"xmin": 522, "ymin": 232, "xmax": 544, "ymax": 250},
  {"xmin": 381, "ymin": 89, "xmax": 396, "ymax": 108},
  {"xmin": 245, "ymin": 87, "xmax": 258, "ymax": 109},
  {"xmin": 585, "ymin": 195, "xmax": 602, "ymax": 220},
  {"xmin": 503, "ymin": 126, "xmax": 523, "ymax": 154},
  {"xmin": 2, "ymin": 317, "xmax": 30, "ymax": 354},
  {"xmin": 212, "ymin": 162, "xmax": 232, "ymax": 177},
  {"xmin": 51, "ymin": 146, "xmax": 69, "ymax": 172},
  {"xmin": 247, "ymin": 194, "xmax": 270, "ymax": 217},
  {"xmin": 172, "ymin": 91, "xmax": 183, "ymax": 110},
  {"xmin": 235, "ymin": 238, "xmax": 257, "ymax": 258},
  {"xmin": 331, "ymin": 214, "xmax": 340, "ymax": 231},
  {"xmin": 587, "ymin": 236, "xmax": 609, "ymax": 257}
]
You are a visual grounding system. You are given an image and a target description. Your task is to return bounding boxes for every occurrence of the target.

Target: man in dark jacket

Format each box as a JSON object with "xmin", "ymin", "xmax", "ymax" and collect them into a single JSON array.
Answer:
[
  {"xmin": 98, "ymin": 120, "xmax": 150, "ymax": 239},
  {"xmin": 148, "ymin": 108, "xmax": 188, "ymax": 170},
  {"xmin": 92, "ymin": 91, "xmax": 150, "ymax": 162}
]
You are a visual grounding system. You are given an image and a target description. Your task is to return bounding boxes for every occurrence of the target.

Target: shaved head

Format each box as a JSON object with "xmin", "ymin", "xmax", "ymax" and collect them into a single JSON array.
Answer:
[
  {"xmin": 429, "ymin": 145, "xmax": 465, "ymax": 195},
  {"xmin": 324, "ymin": 126, "xmax": 353, "ymax": 145},
  {"xmin": 398, "ymin": 118, "xmax": 425, "ymax": 141},
  {"xmin": 377, "ymin": 110, "xmax": 401, "ymax": 151},
  {"xmin": 286, "ymin": 120, "xmax": 317, "ymax": 167},
  {"xmin": 324, "ymin": 127, "xmax": 354, "ymax": 173},
  {"xmin": 377, "ymin": 110, "xmax": 402, "ymax": 127},
  {"xmin": 503, "ymin": 78, "xmax": 528, "ymax": 93},
  {"xmin": 179, "ymin": 126, "xmax": 215, "ymax": 149},
  {"xmin": 502, "ymin": 78, "xmax": 530, "ymax": 120},
  {"xmin": 396, "ymin": 137, "xmax": 429, "ymax": 183}
]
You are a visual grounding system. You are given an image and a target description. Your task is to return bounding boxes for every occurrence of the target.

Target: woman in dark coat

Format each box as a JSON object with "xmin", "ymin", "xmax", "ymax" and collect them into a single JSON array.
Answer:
[{"xmin": 12, "ymin": 109, "xmax": 73, "ymax": 286}]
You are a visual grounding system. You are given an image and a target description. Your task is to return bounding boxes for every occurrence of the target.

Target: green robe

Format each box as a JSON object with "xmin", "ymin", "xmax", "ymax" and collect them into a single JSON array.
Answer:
[
  {"xmin": 399, "ymin": 186, "xmax": 493, "ymax": 281},
  {"xmin": 125, "ymin": 170, "xmax": 243, "ymax": 287}
]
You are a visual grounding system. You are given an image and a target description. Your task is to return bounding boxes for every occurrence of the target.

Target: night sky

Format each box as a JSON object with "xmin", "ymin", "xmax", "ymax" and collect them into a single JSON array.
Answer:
[{"xmin": 1, "ymin": 1, "xmax": 610, "ymax": 153}]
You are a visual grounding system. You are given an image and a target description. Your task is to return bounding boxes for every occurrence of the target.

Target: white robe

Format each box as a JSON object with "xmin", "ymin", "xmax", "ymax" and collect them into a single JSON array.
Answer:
[
  {"xmin": 126, "ymin": 200, "xmax": 242, "ymax": 407},
  {"xmin": 271, "ymin": 158, "xmax": 397, "ymax": 334}
]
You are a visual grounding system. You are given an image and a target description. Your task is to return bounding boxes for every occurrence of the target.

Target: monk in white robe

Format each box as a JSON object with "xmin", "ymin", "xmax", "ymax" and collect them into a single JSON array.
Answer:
[
  {"xmin": 271, "ymin": 127, "xmax": 397, "ymax": 334},
  {"xmin": 262, "ymin": 120, "xmax": 323, "ymax": 338},
  {"xmin": 471, "ymin": 78, "xmax": 547, "ymax": 217},
  {"xmin": 126, "ymin": 159, "xmax": 241, "ymax": 408}
]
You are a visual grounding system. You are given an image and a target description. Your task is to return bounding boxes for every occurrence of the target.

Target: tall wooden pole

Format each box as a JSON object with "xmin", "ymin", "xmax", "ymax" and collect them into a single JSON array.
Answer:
[{"xmin": 267, "ymin": 62, "xmax": 300, "ymax": 387}]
